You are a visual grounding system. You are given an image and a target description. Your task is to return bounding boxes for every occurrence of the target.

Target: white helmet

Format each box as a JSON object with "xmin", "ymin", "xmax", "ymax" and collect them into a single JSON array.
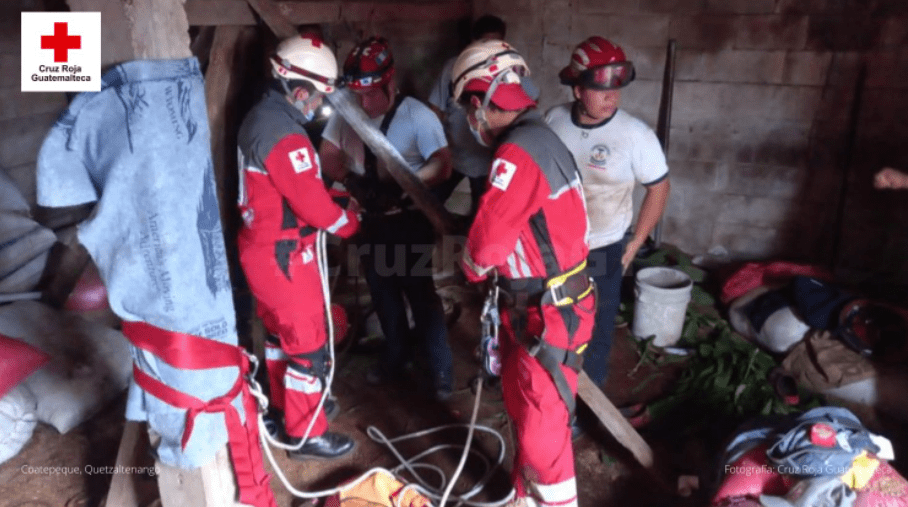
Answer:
[
  {"xmin": 270, "ymin": 35, "xmax": 339, "ymax": 93},
  {"xmin": 450, "ymin": 39, "xmax": 534, "ymax": 110}
]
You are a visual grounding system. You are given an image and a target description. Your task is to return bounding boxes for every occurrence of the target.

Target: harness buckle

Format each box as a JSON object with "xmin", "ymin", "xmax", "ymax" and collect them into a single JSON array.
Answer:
[{"xmin": 548, "ymin": 283, "xmax": 571, "ymax": 307}]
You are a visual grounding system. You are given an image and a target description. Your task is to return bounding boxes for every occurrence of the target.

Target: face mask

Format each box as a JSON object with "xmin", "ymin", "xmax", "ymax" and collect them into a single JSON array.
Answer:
[
  {"xmin": 468, "ymin": 107, "xmax": 490, "ymax": 147},
  {"xmin": 294, "ymin": 100, "xmax": 316, "ymax": 122}
]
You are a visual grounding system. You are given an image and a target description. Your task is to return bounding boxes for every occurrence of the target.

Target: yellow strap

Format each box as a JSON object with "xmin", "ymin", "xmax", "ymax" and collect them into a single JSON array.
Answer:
[
  {"xmin": 840, "ymin": 451, "xmax": 880, "ymax": 490},
  {"xmin": 546, "ymin": 260, "xmax": 587, "ymax": 288}
]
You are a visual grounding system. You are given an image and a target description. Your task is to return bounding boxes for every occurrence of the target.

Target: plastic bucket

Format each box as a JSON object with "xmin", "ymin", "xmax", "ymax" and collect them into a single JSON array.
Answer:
[{"xmin": 632, "ymin": 267, "xmax": 693, "ymax": 347}]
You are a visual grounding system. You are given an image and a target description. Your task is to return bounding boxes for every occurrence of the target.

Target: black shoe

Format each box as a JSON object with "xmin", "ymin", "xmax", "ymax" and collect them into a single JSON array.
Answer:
[{"xmin": 286, "ymin": 432, "xmax": 355, "ymax": 460}]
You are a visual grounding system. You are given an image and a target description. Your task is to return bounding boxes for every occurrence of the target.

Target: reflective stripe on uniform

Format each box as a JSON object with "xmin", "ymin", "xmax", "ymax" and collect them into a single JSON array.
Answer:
[
  {"xmin": 285, "ymin": 368, "xmax": 323, "ymax": 394},
  {"xmin": 531, "ymin": 477, "xmax": 578, "ymax": 507},
  {"xmin": 264, "ymin": 343, "xmax": 288, "ymax": 362},
  {"xmin": 463, "ymin": 248, "xmax": 492, "ymax": 278},
  {"xmin": 512, "ymin": 239, "xmax": 533, "ymax": 278},
  {"xmin": 325, "ymin": 210, "xmax": 350, "ymax": 234}
]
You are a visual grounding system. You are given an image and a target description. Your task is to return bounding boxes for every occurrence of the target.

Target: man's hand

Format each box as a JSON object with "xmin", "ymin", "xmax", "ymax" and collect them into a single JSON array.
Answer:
[
  {"xmin": 621, "ymin": 237, "xmax": 645, "ymax": 273},
  {"xmin": 874, "ymin": 167, "xmax": 908, "ymax": 190}
]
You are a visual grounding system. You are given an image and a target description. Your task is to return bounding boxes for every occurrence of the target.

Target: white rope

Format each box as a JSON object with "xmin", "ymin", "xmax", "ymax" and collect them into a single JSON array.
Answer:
[{"xmin": 248, "ymin": 231, "xmax": 515, "ymax": 505}]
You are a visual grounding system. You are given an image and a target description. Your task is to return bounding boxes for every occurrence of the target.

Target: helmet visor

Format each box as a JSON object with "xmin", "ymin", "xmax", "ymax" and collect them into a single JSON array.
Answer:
[{"xmin": 578, "ymin": 62, "xmax": 635, "ymax": 90}]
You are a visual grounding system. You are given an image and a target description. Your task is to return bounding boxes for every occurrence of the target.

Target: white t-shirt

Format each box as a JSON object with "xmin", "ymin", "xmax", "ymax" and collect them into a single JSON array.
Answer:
[
  {"xmin": 544, "ymin": 104, "xmax": 669, "ymax": 249},
  {"xmin": 322, "ymin": 95, "xmax": 447, "ymax": 175}
]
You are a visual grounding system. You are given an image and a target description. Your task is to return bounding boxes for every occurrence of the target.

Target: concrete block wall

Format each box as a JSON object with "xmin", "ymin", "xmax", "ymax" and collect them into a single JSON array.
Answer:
[
  {"xmin": 474, "ymin": 0, "xmax": 908, "ymax": 286},
  {"xmin": 1, "ymin": 1, "xmax": 68, "ymax": 211}
]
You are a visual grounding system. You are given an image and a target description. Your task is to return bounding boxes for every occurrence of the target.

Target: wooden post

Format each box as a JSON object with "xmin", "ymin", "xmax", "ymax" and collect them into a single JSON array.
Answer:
[
  {"xmin": 577, "ymin": 371, "xmax": 673, "ymax": 491},
  {"xmin": 105, "ymin": 422, "xmax": 157, "ymax": 507},
  {"xmin": 245, "ymin": 0, "xmax": 297, "ymax": 38},
  {"xmin": 64, "ymin": 1, "xmax": 250, "ymax": 506}
]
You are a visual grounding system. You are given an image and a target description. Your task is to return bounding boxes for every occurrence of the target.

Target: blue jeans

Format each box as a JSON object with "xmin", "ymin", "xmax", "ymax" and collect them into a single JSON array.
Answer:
[
  {"xmin": 359, "ymin": 211, "xmax": 454, "ymax": 390},
  {"xmin": 583, "ymin": 240, "xmax": 625, "ymax": 386}
]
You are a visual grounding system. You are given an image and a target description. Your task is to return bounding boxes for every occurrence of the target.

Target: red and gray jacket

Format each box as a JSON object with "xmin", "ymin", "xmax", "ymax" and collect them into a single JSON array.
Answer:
[
  {"xmin": 237, "ymin": 88, "xmax": 358, "ymax": 273},
  {"xmin": 462, "ymin": 111, "xmax": 590, "ymax": 291}
]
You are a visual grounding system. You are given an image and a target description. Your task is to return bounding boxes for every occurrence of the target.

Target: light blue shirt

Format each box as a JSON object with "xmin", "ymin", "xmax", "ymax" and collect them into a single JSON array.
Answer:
[{"xmin": 36, "ymin": 58, "xmax": 239, "ymax": 469}]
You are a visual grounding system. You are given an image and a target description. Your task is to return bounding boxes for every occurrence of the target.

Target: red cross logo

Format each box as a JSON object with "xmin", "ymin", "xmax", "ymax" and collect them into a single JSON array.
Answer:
[
  {"xmin": 295, "ymin": 151, "xmax": 306, "ymax": 163},
  {"xmin": 41, "ymin": 22, "xmax": 81, "ymax": 63},
  {"xmin": 494, "ymin": 163, "xmax": 509, "ymax": 179}
]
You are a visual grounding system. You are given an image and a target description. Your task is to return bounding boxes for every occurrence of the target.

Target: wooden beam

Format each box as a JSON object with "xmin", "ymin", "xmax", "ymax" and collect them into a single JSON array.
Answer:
[
  {"xmin": 185, "ymin": 0, "xmax": 469, "ymax": 26},
  {"xmin": 205, "ymin": 25, "xmax": 252, "ymax": 240},
  {"xmin": 104, "ymin": 422, "xmax": 157, "ymax": 507},
  {"xmin": 245, "ymin": 0, "xmax": 297, "ymax": 38},
  {"xmin": 68, "ymin": 0, "xmax": 191, "ymax": 64},
  {"xmin": 39, "ymin": 226, "xmax": 90, "ymax": 309},
  {"xmin": 121, "ymin": 0, "xmax": 192, "ymax": 60},
  {"xmin": 186, "ymin": 1, "xmax": 257, "ymax": 26},
  {"xmin": 577, "ymin": 371, "xmax": 671, "ymax": 490},
  {"xmin": 156, "ymin": 446, "xmax": 245, "ymax": 507}
]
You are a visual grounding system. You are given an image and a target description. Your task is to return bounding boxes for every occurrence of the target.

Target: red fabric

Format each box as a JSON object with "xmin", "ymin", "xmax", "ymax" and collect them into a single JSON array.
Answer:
[
  {"xmin": 122, "ymin": 323, "xmax": 276, "ymax": 507},
  {"xmin": 64, "ymin": 262, "xmax": 109, "ymax": 312},
  {"xmin": 462, "ymin": 136, "xmax": 593, "ymax": 504},
  {"xmin": 499, "ymin": 295, "xmax": 595, "ymax": 504},
  {"xmin": 0, "ymin": 333, "xmax": 49, "ymax": 399},
  {"xmin": 331, "ymin": 303, "xmax": 348, "ymax": 344},
  {"xmin": 462, "ymin": 143, "xmax": 589, "ymax": 282},
  {"xmin": 712, "ymin": 445, "xmax": 792, "ymax": 505},
  {"xmin": 282, "ymin": 363, "xmax": 328, "ymax": 438},
  {"xmin": 720, "ymin": 261, "xmax": 833, "ymax": 305},
  {"xmin": 238, "ymin": 129, "xmax": 354, "ymax": 443},
  {"xmin": 264, "ymin": 342, "xmax": 287, "ymax": 412},
  {"xmin": 854, "ymin": 458, "xmax": 908, "ymax": 507},
  {"xmin": 238, "ymin": 133, "xmax": 359, "ymax": 245}
]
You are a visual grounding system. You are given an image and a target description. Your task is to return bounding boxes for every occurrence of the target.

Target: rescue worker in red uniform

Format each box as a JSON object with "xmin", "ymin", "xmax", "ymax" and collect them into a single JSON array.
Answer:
[
  {"xmin": 237, "ymin": 34, "xmax": 359, "ymax": 460},
  {"xmin": 453, "ymin": 40, "xmax": 596, "ymax": 507}
]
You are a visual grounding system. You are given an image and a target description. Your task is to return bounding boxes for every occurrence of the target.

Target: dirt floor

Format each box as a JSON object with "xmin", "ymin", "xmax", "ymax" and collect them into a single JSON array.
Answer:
[{"xmin": 2, "ymin": 279, "xmax": 908, "ymax": 507}]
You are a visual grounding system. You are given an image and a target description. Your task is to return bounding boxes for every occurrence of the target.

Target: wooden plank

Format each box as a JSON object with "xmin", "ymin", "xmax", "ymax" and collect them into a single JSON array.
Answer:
[
  {"xmin": 327, "ymin": 1, "xmax": 470, "ymax": 23},
  {"xmin": 156, "ymin": 446, "xmax": 245, "ymax": 507},
  {"xmin": 577, "ymin": 371, "xmax": 671, "ymax": 489},
  {"xmin": 39, "ymin": 226, "xmax": 90, "ymax": 309},
  {"xmin": 122, "ymin": 0, "xmax": 193, "ymax": 60},
  {"xmin": 204, "ymin": 25, "xmax": 252, "ymax": 242},
  {"xmin": 104, "ymin": 422, "xmax": 150, "ymax": 507},
  {"xmin": 245, "ymin": 0, "xmax": 297, "ymax": 38},
  {"xmin": 184, "ymin": 0, "xmax": 469, "ymax": 26},
  {"xmin": 186, "ymin": 1, "xmax": 257, "ymax": 26}
]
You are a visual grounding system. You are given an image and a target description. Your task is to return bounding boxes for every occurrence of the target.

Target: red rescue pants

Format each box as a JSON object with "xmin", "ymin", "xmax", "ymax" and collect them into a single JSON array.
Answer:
[
  {"xmin": 499, "ymin": 295, "xmax": 595, "ymax": 507},
  {"xmin": 240, "ymin": 239, "xmax": 329, "ymax": 438}
]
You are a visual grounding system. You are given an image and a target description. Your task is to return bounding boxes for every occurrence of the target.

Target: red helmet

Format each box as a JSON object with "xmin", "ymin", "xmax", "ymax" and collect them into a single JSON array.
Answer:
[
  {"xmin": 343, "ymin": 36, "xmax": 395, "ymax": 90},
  {"xmin": 559, "ymin": 36, "xmax": 635, "ymax": 90}
]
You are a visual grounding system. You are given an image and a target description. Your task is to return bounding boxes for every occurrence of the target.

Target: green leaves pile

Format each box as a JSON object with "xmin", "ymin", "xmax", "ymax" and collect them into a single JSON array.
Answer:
[{"xmin": 628, "ymin": 245, "xmax": 821, "ymax": 430}]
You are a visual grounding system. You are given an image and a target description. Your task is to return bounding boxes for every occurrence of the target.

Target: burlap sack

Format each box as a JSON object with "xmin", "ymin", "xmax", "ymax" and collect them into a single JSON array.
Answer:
[{"xmin": 782, "ymin": 330, "xmax": 876, "ymax": 392}]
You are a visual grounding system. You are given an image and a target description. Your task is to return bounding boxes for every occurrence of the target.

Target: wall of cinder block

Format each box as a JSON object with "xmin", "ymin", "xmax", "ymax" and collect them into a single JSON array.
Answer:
[
  {"xmin": 478, "ymin": 0, "xmax": 908, "ymax": 287},
  {"xmin": 0, "ymin": 0, "xmax": 68, "ymax": 210}
]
